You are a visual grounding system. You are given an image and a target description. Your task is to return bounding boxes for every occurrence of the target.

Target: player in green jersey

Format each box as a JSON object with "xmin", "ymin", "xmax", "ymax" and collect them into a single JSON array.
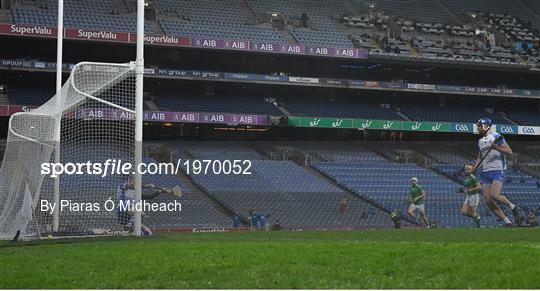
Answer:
[
  {"xmin": 407, "ymin": 177, "xmax": 430, "ymax": 228},
  {"xmin": 459, "ymin": 164, "xmax": 482, "ymax": 227}
]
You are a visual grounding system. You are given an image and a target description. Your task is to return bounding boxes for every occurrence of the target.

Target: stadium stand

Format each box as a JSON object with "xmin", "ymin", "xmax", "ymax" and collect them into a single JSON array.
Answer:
[
  {"xmin": 5, "ymin": 84, "xmax": 153, "ymax": 109},
  {"xmin": 247, "ymin": 0, "xmax": 354, "ymax": 47},
  {"xmin": 5, "ymin": 83, "xmax": 539, "ymax": 127},
  {"xmin": 523, "ymin": 147, "xmax": 540, "ymax": 163},
  {"xmin": 11, "ymin": 0, "xmax": 148, "ymax": 33},
  {"xmin": 154, "ymin": 93, "xmax": 283, "ymax": 115},
  {"xmin": 305, "ymin": 141, "xmax": 539, "ymax": 227},
  {"xmin": 140, "ymin": 157, "xmax": 232, "ymax": 229},
  {"xmin": 157, "ymin": 0, "xmax": 285, "ymax": 43},
  {"xmin": 4, "ymin": 0, "xmax": 539, "ymax": 66},
  {"xmin": 6, "ymin": 86, "xmax": 53, "ymax": 106},
  {"xmin": 301, "ymin": 143, "xmax": 497, "ymax": 228},
  {"xmin": 359, "ymin": 0, "xmax": 461, "ymax": 24},
  {"xmin": 284, "ymin": 98, "xmax": 402, "ymax": 120},
  {"xmin": 164, "ymin": 141, "xmax": 392, "ymax": 229},
  {"xmin": 505, "ymin": 109, "xmax": 540, "ymax": 126},
  {"xmin": 1, "ymin": 0, "xmax": 539, "ymax": 233},
  {"xmin": 397, "ymin": 102, "xmax": 508, "ymax": 124},
  {"xmin": 343, "ymin": 13, "xmax": 386, "ymax": 51},
  {"xmin": 351, "ymin": 0, "xmax": 540, "ymax": 65},
  {"xmin": 441, "ymin": 0, "xmax": 540, "ymax": 30}
]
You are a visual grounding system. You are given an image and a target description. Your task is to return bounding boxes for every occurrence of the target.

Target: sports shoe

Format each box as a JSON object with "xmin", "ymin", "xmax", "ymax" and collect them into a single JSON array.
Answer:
[
  {"xmin": 511, "ymin": 206, "xmax": 522, "ymax": 227},
  {"xmin": 11, "ymin": 230, "xmax": 20, "ymax": 242},
  {"xmin": 503, "ymin": 223, "xmax": 513, "ymax": 228},
  {"xmin": 474, "ymin": 216, "xmax": 482, "ymax": 228}
]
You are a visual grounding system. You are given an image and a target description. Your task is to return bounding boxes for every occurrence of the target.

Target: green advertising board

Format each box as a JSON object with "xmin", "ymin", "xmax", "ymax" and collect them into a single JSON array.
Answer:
[
  {"xmin": 352, "ymin": 119, "xmax": 402, "ymax": 130},
  {"xmin": 291, "ymin": 117, "xmax": 353, "ymax": 128},
  {"xmin": 287, "ymin": 116, "xmax": 535, "ymax": 135},
  {"xmin": 402, "ymin": 121, "xmax": 452, "ymax": 132},
  {"xmin": 290, "ymin": 117, "xmax": 459, "ymax": 133}
]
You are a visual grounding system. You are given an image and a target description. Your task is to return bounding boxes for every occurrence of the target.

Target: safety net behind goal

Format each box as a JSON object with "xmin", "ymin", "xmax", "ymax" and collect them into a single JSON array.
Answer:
[{"xmin": 0, "ymin": 62, "xmax": 137, "ymax": 239}]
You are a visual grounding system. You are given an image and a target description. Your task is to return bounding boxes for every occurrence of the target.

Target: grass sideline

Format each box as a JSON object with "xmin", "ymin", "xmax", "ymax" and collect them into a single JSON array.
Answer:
[{"xmin": 1, "ymin": 228, "xmax": 539, "ymax": 289}]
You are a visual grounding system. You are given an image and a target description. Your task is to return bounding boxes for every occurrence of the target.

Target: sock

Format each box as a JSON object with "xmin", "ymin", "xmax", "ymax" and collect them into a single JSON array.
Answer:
[
  {"xmin": 508, "ymin": 203, "xmax": 515, "ymax": 210},
  {"xmin": 474, "ymin": 215, "xmax": 481, "ymax": 227},
  {"xmin": 504, "ymin": 217, "xmax": 512, "ymax": 224}
]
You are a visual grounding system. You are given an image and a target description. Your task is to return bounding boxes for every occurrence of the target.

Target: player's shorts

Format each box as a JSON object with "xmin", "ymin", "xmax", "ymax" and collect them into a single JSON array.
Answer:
[
  {"xmin": 409, "ymin": 203, "xmax": 425, "ymax": 212},
  {"xmin": 463, "ymin": 194, "xmax": 480, "ymax": 207},
  {"xmin": 480, "ymin": 170, "xmax": 504, "ymax": 184}
]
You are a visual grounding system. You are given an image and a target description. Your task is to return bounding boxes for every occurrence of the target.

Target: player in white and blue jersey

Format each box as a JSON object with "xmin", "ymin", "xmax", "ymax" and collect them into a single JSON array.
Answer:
[{"xmin": 475, "ymin": 118, "xmax": 521, "ymax": 227}]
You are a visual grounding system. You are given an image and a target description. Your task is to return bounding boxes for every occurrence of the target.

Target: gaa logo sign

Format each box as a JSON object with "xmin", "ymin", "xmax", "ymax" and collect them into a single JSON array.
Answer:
[
  {"xmin": 453, "ymin": 124, "xmax": 471, "ymax": 132},
  {"xmin": 520, "ymin": 127, "xmax": 538, "ymax": 135},
  {"xmin": 498, "ymin": 126, "xmax": 516, "ymax": 134}
]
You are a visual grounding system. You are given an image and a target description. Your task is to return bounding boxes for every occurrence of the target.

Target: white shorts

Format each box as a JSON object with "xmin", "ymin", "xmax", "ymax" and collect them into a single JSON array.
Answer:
[
  {"xmin": 463, "ymin": 194, "xmax": 480, "ymax": 207},
  {"xmin": 409, "ymin": 203, "xmax": 425, "ymax": 212}
]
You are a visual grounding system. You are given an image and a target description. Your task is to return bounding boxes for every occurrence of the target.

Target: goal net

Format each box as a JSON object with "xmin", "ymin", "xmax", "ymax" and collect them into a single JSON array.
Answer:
[{"xmin": 0, "ymin": 62, "xmax": 137, "ymax": 239}]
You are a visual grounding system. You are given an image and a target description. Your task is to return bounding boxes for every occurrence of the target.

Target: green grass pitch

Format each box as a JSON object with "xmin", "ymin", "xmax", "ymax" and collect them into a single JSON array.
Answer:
[{"xmin": 1, "ymin": 228, "xmax": 539, "ymax": 289}]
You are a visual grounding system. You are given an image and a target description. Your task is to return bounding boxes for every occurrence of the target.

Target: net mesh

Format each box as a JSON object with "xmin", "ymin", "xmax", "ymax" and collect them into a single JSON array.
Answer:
[{"xmin": 0, "ymin": 62, "xmax": 136, "ymax": 239}]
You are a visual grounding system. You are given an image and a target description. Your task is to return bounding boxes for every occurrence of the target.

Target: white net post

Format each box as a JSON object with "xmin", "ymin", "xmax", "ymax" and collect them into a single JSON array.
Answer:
[
  {"xmin": 52, "ymin": 0, "xmax": 64, "ymax": 232},
  {"xmin": 133, "ymin": 0, "xmax": 145, "ymax": 236}
]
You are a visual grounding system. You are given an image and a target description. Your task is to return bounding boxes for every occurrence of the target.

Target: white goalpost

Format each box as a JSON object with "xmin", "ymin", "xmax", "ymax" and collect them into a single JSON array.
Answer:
[
  {"xmin": 0, "ymin": 0, "xmax": 144, "ymax": 239},
  {"xmin": 134, "ymin": 0, "xmax": 145, "ymax": 237},
  {"xmin": 52, "ymin": 0, "xmax": 64, "ymax": 234}
]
